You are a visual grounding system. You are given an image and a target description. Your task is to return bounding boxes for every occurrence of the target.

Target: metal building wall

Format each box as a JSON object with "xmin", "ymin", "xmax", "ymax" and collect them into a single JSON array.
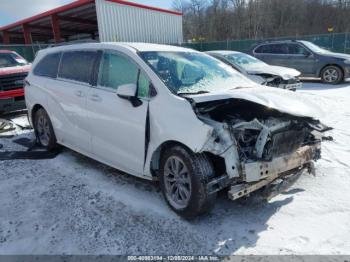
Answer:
[{"xmin": 95, "ymin": 0, "xmax": 183, "ymax": 44}]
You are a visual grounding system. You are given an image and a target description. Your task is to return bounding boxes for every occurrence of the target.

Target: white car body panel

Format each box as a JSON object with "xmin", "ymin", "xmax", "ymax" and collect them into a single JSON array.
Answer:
[
  {"xmin": 246, "ymin": 64, "xmax": 300, "ymax": 80},
  {"xmin": 86, "ymin": 85, "xmax": 148, "ymax": 176},
  {"xmin": 46, "ymin": 77, "xmax": 91, "ymax": 153}
]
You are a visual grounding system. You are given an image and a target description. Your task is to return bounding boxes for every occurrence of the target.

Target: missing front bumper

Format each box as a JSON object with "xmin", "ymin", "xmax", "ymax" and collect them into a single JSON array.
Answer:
[{"xmin": 228, "ymin": 144, "xmax": 319, "ymax": 201}]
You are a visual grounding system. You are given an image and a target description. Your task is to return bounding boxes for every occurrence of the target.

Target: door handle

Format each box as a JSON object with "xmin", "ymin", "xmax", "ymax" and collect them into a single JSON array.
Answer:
[
  {"xmin": 90, "ymin": 94, "xmax": 102, "ymax": 102},
  {"xmin": 75, "ymin": 90, "xmax": 84, "ymax": 97}
]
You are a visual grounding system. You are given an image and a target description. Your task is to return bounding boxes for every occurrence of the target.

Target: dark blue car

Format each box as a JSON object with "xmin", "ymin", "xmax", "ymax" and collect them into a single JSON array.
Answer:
[{"xmin": 250, "ymin": 40, "xmax": 350, "ymax": 84}]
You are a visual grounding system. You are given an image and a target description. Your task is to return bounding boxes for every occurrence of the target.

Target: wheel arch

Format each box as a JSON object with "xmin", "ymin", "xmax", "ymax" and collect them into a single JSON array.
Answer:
[
  {"xmin": 30, "ymin": 104, "xmax": 44, "ymax": 127},
  {"xmin": 319, "ymin": 64, "xmax": 344, "ymax": 79},
  {"xmin": 150, "ymin": 140, "xmax": 194, "ymax": 178},
  {"xmin": 149, "ymin": 140, "xmax": 224, "ymax": 180}
]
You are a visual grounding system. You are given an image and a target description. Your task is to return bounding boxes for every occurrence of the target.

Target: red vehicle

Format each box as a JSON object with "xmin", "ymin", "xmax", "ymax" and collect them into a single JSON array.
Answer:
[{"xmin": 0, "ymin": 50, "xmax": 31, "ymax": 114}]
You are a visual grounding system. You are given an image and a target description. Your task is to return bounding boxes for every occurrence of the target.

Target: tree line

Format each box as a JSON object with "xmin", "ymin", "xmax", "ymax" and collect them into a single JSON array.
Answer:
[{"xmin": 172, "ymin": 0, "xmax": 350, "ymax": 42}]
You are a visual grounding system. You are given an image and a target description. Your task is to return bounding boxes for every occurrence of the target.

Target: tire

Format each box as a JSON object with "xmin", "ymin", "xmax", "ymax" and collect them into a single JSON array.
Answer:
[
  {"xmin": 321, "ymin": 65, "xmax": 343, "ymax": 84},
  {"xmin": 33, "ymin": 108, "xmax": 57, "ymax": 151},
  {"xmin": 159, "ymin": 145, "xmax": 217, "ymax": 219}
]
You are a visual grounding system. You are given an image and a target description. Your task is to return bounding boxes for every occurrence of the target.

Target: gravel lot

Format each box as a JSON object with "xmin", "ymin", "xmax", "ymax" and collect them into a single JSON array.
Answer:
[{"xmin": 0, "ymin": 81, "xmax": 350, "ymax": 255}]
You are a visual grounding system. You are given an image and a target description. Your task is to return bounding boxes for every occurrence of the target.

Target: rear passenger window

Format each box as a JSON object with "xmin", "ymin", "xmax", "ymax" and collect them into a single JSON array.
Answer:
[
  {"xmin": 33, "ymin": 52, "xmax": 61, "ymax": 78},
  {"xmin": 98, "ymin": 52, "xmax": 138, "ymax": 89},
  {"xmin": 58, "ymin": 51, "xmax": 97, "ymax": 84},
  {"xmin": 255, "ymin": 44, "xmax": 288, "ymax": 54}
]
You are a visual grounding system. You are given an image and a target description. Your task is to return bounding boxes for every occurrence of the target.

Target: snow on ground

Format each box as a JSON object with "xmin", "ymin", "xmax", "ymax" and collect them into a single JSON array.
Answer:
[{"xmin": 0, "ymin": 81, "xmax": 350, "ymax": 255}]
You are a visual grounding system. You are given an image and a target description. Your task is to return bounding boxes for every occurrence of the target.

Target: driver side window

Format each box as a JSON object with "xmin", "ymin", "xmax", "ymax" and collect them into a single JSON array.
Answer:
[
  {"xmin": 98, "ymin": 52, "xmax": 138, "ymax": 89},
  {"xmin": 288, "ymin": 44, "xmax": 309, "ymax": 55},
  {"xmin": 98, "ymin": 51, "xmax": 153, "ymax": 98}
]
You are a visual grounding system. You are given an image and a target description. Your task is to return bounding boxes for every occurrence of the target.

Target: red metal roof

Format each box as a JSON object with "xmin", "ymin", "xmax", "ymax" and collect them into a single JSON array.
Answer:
[
  {"xmin": 0, "ymin": 0, "xmax": 182, "ymax": 32},
  {"xmin": 106, "ymin": 0, "xmax": 182, "ymax": 16},
  {"xmin": 0, "ymin": 0, "xmax": 94, "ymax": 31}
]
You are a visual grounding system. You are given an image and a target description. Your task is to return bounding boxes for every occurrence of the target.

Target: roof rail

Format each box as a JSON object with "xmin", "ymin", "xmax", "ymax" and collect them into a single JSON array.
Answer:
[
  {"xmin": 257, "ymin": 39, "xmax": 298, "ymax": 44},
  {"xmin": 49, "ymin": 39, "xmax": 99, "ymax": 48}
]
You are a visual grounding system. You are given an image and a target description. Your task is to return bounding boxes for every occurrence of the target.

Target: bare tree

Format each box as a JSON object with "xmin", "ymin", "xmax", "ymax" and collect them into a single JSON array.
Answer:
[{"xmin": 178, "ymin": 0, "xmax": 350, "ymax": 42}]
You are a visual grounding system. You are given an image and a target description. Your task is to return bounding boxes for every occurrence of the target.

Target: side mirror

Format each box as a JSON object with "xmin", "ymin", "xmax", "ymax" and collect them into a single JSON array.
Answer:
[
  {"xmin": 116, "ymin": 83, "xmax": 136, "ymax": 98},
  {"xmin": 116, "ymin": 83, "xmax": 142, "ymax": 107},
  {"xmin": 304, "ymin": 52, "xmax": 313, "ymax": 58}
]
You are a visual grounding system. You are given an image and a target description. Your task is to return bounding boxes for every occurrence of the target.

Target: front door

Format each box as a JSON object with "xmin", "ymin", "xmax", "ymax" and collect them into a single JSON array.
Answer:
[
  {"xmin": 287, "ymin": 43, "xmax": 316, "ymax": 75},
  {"xmin": 87, "ymin": 50, "xmax": 151, "ymax": 176}
]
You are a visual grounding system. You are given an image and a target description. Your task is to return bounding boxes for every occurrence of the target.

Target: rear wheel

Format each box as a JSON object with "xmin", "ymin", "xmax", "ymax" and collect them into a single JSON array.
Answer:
[
  {"xmin": 159, "ymin": 145, "xmax": 217, "ymax": 219},
  {"xmin": 321, "ymin": 65, "xmax": 343, "ymax": 84},
  {"xmin": 34, "ymin": 108, "xmax": 57, "ymax": 151}
]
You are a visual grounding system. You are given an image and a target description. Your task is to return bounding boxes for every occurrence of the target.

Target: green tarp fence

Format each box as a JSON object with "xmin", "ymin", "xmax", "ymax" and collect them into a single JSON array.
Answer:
[
  {"xmin": 0, "ymin": 44, "xmax": 50, "ymax": 62},
  {"xmin": 1, "ymin": 32, "xmax": 350, "ymax": 62},
  {"xmin": 182, "ymin": 32, "xmax": 350, "ymax": 54}
]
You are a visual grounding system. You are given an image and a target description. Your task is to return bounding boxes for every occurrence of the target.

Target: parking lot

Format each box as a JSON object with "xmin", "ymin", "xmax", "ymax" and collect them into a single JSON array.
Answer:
[{"xmin": 0, "ymin": 80, "xmax": 350, "ymax": 255}]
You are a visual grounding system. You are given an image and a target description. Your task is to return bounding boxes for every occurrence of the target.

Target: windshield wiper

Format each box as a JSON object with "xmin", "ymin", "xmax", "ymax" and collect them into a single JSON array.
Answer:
[{"xmin": 177, "ymin": 91, "xmax": 210, "ymax": 96}]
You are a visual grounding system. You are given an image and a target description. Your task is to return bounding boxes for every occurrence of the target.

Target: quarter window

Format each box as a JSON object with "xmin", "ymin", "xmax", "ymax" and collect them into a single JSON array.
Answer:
[
  {"xmin": 137, "ymin": 71, "xmax": 151, "ymax": 98},
  {"xmin": 58, "ymin": 51, "xmax": 97, "ymax": 84},
  {"xmin": 98, "ymin": 52, "xmax": 138, "ymax": 89},
  {"xmin": 33, "ymin": 52, "xmax": 61, "ymax": 78}
]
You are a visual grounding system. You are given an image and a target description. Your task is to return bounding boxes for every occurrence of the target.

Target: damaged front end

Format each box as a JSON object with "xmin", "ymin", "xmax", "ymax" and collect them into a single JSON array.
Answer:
[
  {"xmin": 254, "ymin": 73, "xmax": 302, "ymax": 91},
  {"xmin": 195, "ymin": 98, "xmax": 331, "ymax": 200}
]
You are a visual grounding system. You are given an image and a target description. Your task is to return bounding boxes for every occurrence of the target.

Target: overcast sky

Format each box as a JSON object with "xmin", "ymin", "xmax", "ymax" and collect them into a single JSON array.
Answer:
[{"xmin": 0, "ymin": 0, "xmax": 173, "ymax": 27}]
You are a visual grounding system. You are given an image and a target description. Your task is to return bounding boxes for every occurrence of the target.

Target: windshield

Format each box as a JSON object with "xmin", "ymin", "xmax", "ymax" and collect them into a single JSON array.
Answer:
[
  {"xmin": 139, "ymin": 51, "xmax": 254, "ymax": 94},
  {"xmin": 224, "ymin": 53, "xmax": 266, "ymax": 70},
  {"xmin": 299, "ymin": 41, "xmax": 329, "ymax": 54},
  {"xmin": 0, "ymin": 53, "xmax": 28, "ymax": 68}
]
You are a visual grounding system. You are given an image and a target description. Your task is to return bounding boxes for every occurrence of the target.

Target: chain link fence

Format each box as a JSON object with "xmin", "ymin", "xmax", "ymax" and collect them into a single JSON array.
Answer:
[{"xmin": 1, "ymin": 32, "xmax": 350, "ymax": 62}]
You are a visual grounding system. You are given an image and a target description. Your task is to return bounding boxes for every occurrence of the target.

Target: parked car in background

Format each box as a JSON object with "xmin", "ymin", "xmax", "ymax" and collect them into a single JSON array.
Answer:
[
  {"xmin": 206, "ymin": 50, "xmax": 302, "ymax": 91},
  {"xmin": 26, "ymin": 43, "xmax": 330, "ymax": 218},
  {"xmin": 250, "ymin": 40, "xmax": 350, "ymax": 84},
  {"xmin": 0, "ymin": 50, "xmax": 31, "ymax": 114}
]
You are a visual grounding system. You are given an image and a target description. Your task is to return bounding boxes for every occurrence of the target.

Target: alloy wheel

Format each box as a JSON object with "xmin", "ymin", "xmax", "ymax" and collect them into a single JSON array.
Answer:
[
  {"xmin": 36, "ymin": 114, "xmax": 51, "ymax": 147},
  {"xmin": 323, "ymin": 68, "xmax": 339, "ymax": 83},
  {"xmin": 164, "ymin": 156, "xmax": 192, "ymax": 209}
]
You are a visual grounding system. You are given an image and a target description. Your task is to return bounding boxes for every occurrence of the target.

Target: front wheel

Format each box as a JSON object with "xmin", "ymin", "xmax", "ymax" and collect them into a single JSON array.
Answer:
[
  {"xmin": 159, "ymin": 145, "xmax": 217, "ymax": 219},
  {"xmin": 34, "ymin": 108, "xmax": 57, "ymax": 151},
  {"xmin": 321, "ymin": 66, "xmax": 343, "ymax": 84}
]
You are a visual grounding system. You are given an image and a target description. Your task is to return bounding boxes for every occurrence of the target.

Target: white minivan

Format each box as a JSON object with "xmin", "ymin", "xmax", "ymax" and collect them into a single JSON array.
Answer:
[{"xmin": 25, "ymin": 42, "xmax": 329, "ymax": 218}]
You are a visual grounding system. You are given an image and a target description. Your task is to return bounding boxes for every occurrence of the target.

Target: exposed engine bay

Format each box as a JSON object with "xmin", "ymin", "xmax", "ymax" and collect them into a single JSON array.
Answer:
[{"xmin": 193, "ymin": 98, "xmax": 331, "ymax": 189}]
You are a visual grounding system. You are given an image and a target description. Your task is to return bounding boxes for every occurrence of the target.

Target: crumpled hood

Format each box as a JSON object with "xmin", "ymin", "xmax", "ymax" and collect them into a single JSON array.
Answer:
[
  {"xmin": 0, "ymin": 65, "xmax": 31, "ymax": 76},
  {"xmin": 246, "ymin": 64, "xmax": 301, "ymax": 80},
  {"xmin": 188, "ymin": 86, "xmax": 320, "ymax": 118}
]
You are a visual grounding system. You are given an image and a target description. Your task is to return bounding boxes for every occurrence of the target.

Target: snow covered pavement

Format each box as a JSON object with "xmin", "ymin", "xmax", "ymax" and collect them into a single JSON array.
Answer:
[{"xmin": 0, "ymin": 81, "xmax": 349, "ymax": 255}]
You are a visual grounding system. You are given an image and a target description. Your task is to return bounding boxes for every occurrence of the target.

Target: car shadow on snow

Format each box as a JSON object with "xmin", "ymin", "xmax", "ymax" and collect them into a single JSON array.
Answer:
[
  {"xmin": 1, "ymin": 118, "xmax": 304, "ymax": 255},
  {"xmin": 61, "ymin": 147, "xmax": 303, "ymax": 255},
  {"xmin": 300, "ymin": 78, "xmax": 350, "ymax": 90}
]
